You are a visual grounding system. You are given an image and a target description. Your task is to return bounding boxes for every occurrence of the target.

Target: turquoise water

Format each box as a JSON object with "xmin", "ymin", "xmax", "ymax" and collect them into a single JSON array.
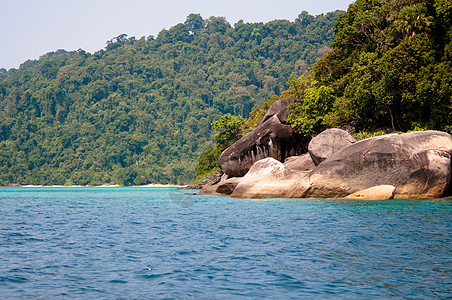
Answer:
[{"xmin": 0, "ymin": 187, "xmax": 451, "ymax": 299}]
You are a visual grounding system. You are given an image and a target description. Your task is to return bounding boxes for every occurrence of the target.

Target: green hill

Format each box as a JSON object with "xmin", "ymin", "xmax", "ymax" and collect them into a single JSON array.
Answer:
[
  {"xmin": 283, "ymin": 0, "xmax": 451, "ymax": 136},
  {"xmin": 0, "ymin": 11, "xmax": 341, "ymax": 186},
  {"xmin": 197, "ymin": 0, "xmax": 452, "ymax": 180}
]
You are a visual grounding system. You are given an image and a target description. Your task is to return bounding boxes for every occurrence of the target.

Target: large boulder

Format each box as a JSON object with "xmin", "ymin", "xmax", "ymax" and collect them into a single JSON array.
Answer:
[
  {"xmin": 258, "ymin": 97, "xmax": 302, "ymax": 125},
  {"xmin": 197, "ymin": 173, "xmax": 224, "ymax": 195},
  {"xmin": 230, "ymin": 158, "xmax": 284, "ymax": 197},
  {"xmin": 283, "ymin": 153, "xmax": 316, "ymax": 172},
  {"xmin": 215, "ymin": 177, "xmax": 241, "ymax": 195},
  {"xmin": 218, "ymin": 114, "xmax": 308, "ymax": 177},
  {"xmin": 308, "ymin": 128, "xmax": 357, "ymax": 165},
  {"xmin": 230, "ymin": 157, "xmax": 306, "ymax": 199},
  {"xmin": 209, "ymin": 155, "xmax": 314, "ymax": 198},
  {"xmin": 237, "ymin": 170, "xmax": 307, "ymax": 199},
  {"xmin": 345, "ymin": 185, "xmax": 396, "ymax": 200},
  {"xmin": 287, "ymin": 131, "xmax": 452, "ymax": 199}
]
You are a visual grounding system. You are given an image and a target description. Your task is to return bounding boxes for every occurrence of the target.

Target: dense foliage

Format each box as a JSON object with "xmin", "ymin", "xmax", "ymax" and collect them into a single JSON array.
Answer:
[
  {"xmin": 285, "ymin": 0, "xmax": 452, "ymax": 135},
  {"xmin": 195, "ymin": 114, "xmax": 245, "ymax": 178},
  {"xmin": 0, "ymin": 11, "xmax": 341, "ymax": 185}
]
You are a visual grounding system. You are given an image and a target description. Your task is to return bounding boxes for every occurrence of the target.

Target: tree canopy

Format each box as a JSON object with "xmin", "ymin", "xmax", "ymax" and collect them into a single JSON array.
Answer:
[
  {"xmin": 0, "ymin": 11, "xmax": 341, "ymax": 185},
  {"xmin": 285, "ymin": 0, "xmax": 452, "ymax": 135}
]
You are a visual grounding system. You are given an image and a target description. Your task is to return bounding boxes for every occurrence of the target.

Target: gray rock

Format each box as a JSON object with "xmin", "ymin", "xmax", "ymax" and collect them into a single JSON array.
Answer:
[
  {"xmin": 215, "ymin": 177, "xmax": 241, "ymax": 195},
  {"xmin": 308, "ymin": 128, "xmax": 357, "ymax": 165},
  {"xmin": 218, "ymin": 114, "xmax": 308, "ymax": 177},
  {"xmin": 197, "ymin": 173, "xmax": 223, "ymax": 195},
  {"xmin": 284, "ymin": 154, "xmax": 316, "ymax": 172},
  {"xmin": 259, "ymin": 97, "xmax": 302, "ymax": 125},
  {"xmin": 287, "ymin": 131, "xmax": 452, "ymax": 199}
]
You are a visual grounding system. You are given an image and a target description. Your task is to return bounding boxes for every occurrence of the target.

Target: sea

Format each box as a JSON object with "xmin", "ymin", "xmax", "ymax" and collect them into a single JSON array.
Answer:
[{"xmin": 0, "ymin": 186, "xmax": 451, "ymax": 299}]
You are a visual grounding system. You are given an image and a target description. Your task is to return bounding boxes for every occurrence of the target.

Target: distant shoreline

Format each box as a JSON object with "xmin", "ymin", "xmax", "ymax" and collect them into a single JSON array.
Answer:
[{"xmin": 2, "ymin": 184, "xmax": 186, "ymax": 188}]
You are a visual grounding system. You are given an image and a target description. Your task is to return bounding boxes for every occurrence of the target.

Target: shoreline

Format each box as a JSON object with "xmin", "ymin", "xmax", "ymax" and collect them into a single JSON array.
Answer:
[{"xmin": 2, "ymin": 184, "xmax": 186, "ymax": 188}]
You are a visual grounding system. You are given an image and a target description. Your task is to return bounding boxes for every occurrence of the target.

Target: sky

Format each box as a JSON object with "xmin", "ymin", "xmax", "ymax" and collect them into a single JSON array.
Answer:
[{"xmin": 0, "ymin": 0, "xmax": 355, "ymax": 70}]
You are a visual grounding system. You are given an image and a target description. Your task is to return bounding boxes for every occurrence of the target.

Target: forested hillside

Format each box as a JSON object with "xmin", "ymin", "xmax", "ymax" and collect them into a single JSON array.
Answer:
[
  {"xmin": 196, "ymin": 0, "xmax": 452, "ymax": 179},
  {"xmin": 283, "ymin": 0, "xmax": 451, "ymax": 135},
  {"xmin": 0, "ymin": 11, "xmax": 341, "ymax": 185}
]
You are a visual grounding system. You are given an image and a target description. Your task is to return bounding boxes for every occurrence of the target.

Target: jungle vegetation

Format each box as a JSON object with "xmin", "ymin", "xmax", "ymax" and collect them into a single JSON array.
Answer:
[
  {"xmin": 0, "ymin": 11, "xmax": 341, "ymax": 185},
  {"xmin": 196, "ymin": 0, "xmax": 452, "ymax": 178},
  {"xmin": 285, "ymin": 0, "xmax": 452, "ymax": 136}
]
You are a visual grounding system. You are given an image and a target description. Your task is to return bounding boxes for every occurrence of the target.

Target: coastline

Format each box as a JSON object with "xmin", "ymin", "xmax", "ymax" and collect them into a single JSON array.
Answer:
[{"xmin": 3, "ymin": 184, "xmax": 186, "ymax": 188}]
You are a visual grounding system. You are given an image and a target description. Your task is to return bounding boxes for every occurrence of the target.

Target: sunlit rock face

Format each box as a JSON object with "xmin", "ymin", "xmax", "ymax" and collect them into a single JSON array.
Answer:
[{"xmin": 345, "ymin": 185, "xmax": 396, "ymax": 200}]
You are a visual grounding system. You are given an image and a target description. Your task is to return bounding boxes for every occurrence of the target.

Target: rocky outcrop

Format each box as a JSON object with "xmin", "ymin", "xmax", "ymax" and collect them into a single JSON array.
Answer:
[
  {"xmin": 230, "ymin": 158, "xmax": 285, "ymax": 197},
  {"xmin": 287, "ymin": 131, "xmax": 452, "ymax": 199},
  {"xmin": 225, "ymin": 131, "xmax": 348, "ymax": 199},
  {"xmin": 218, "ymin": 98, "xmax": 308, "ymax": 177},
  {"xmin": 258, "ymin": 97, "xmax": 301, "ymax": 125},
  {"xmin": 283, "ymin": 154, "xmax": 316, "ymax": 172},
  {"xmin": 201, "ymin": 130, "xmax": 452, "ymax": 200},
  {"xmin": 217, "ymin": 155, "xmax": 315, "ymax": 199},
  {"xmin": 230, "ymin": 157, "xmax": 306, "ymax": 199},
  {"xmin": 197, "ymin": 174, "xmax": 242, "ymax": 195},
  {"xmin": 345, "ymin": 185, "xmax": 396, "ymax": 200},
  {"xmin": 197, "ymin": 173, "xmax": 224, "ymax": 195},
  {"xmin": 215, "ymin": 177, "xmax": 241, "ymax": 195},
  {"xmin": 308, "ymin": 128, "xmax": 357, "ymax": 165}
]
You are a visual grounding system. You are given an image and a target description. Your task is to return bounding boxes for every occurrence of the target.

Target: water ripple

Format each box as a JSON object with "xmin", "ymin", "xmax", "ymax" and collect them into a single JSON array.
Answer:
[{"xmin": 0, "ymin": 187, "xmax": 450, "ymax": 299}]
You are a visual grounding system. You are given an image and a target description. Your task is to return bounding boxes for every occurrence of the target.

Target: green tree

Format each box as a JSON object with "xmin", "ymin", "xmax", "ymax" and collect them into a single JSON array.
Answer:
[
  {"xmin": 195, "ymin": 114, "xmax": 245, "ymax": 179},
  {"xmin": 287, "ymin": 0, "xmax": 452, "ymax": 134},
  {"xmin": 212, "ymin": 114, "xmax": 245, "ymax": 150},
  {"xmin": 185, "ymin": 13, "xmax": 204, "ymax": 33},
  {"xmin": 287, "ymin": 82, "xmax": 335, "ymax": 136},
  {"xmin": 195, "ymin": 147, "xmax": 221, "ymax": 178},
  {"xmin": 0, "ymin": 11, "xmax": 341, "ymax": 185}
]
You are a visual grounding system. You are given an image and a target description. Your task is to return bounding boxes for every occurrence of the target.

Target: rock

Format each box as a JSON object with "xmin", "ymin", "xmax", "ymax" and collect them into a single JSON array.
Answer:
[
  {"xmin": 198, "ymin": 174, "xmax": 242, "ymax": 196},
  {"xmin": 340, "ymin": 125, "xmax": 356, "ymax": 136},
  {"xmin": 184, "ymin": 172, "xmax": 223, "ymax": 190},
  {"xmin": 179, "ymin": 183, "xmax": 206, "ymax": 190},
  {"xmin": 308, "ymin": 128, "xmax": 357, "ymax": 165},
  {"xmin": 202, "ymin": 155, "xmax": 312, "ymax": 198},
  {"xmin": 215, "ymin": 177, "xmax": 241, "ymax": 195},
  {"xmin": 259, "ymin": 97, "xmax": 302, "ymax": 125},
  {"xmin": 287, "ymin": 131, "xmax": 452, "ymax": 199},
  {"xmin": 228, "ymin": 157, "xmax": 309, "ymax": 199},
  {"xmin": 345, "ymin": 185, "xmax": 396, "ymax": 200},
  {"xmin": 231, "ymin": 158, "xmax": 284, "ymax": 197},
  {"xmin": 218, "ymin": 114, "xmax": 308, "ymax": 177},
  {"xmin": 284, "ymin": 154, "xmax": 316, "ymax": 172},
  {"xmin": 197, "ymin": 173, "xmax": 224, "ymax": 195},
  {"xmin": 238, "ymin": 170, "xmax": 307, "ymax": 199}
]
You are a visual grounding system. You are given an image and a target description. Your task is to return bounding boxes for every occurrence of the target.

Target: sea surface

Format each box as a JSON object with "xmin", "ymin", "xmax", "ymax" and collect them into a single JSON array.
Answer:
[{"xmin": 0, "ymin": 187, "xmax": 451, "ymax": 299}]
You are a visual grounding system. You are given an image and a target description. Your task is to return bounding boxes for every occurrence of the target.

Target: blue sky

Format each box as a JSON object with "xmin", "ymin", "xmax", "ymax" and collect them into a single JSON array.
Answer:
[{"xmin": 1, "ymin": 0, "xmax": 355, "ymax": 70}]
